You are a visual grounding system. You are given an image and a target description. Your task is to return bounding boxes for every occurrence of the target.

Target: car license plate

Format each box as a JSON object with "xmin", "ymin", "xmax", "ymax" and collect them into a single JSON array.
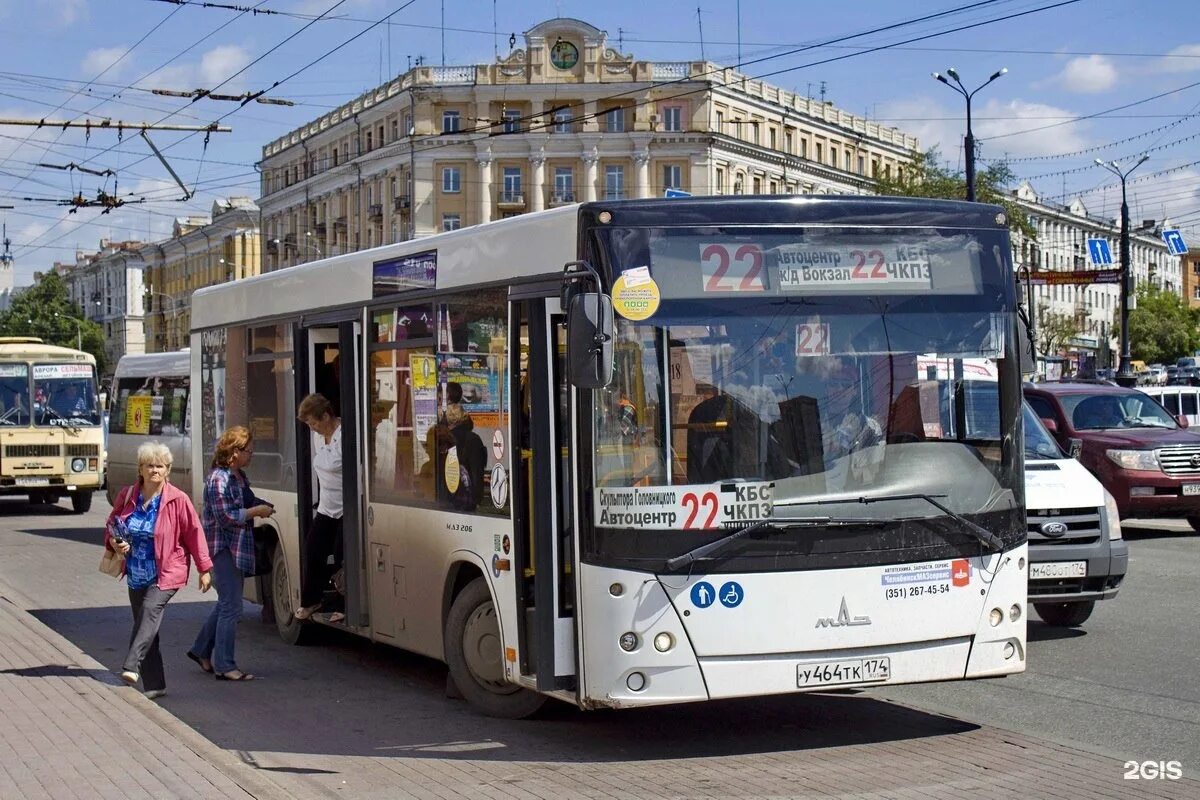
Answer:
[
  {"xmin": 1183, "ymin": 484, "xmax": 1200, "ymax": 496},
  {"xmin": 15, "ymin": 477, "xmax": 50, "ymax": 487},
  {"xmin": 1029, "ymin": 561, "xmax": 1086, "ymax": 579},
  {"xmin": 797, "ymin": 657, "xmax": 890, "ymax": 688}
]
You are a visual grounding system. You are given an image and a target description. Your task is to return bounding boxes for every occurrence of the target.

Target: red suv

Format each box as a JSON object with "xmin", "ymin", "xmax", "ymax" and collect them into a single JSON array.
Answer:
[{"xmin": 1024, "ymin": 381, "xmax": 1200, "ymax": 530}]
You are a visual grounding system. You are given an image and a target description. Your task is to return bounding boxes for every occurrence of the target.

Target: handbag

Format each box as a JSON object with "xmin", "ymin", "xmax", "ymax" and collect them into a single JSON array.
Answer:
[
  {"xmin": 247, "ymin": 530, "xmax": 273, "ymax": 578},
  {"xmin": 99, "ymin": 487, "xmax": 133, "ymax": 579},
  {"xmin": 98, "ymin": 548, "xmax": 125, "ymax": 578}
]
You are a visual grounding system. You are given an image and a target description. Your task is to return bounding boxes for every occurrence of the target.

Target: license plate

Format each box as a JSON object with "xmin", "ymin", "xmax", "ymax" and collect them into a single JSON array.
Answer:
[
  {"xmin": 797, "ymin": 657, "xmax": 890, "ymax": 688},
  {"xmin": 1030, "ymin": 561, "xmax": 1086, "ymax": 579},
  {"xmin": 15, "ymin": 477, "xmax": 49, "ymax": 487},
  {"xmin": 1183, "ymin": 484, "xmax": 1200, "ymax": 496}
]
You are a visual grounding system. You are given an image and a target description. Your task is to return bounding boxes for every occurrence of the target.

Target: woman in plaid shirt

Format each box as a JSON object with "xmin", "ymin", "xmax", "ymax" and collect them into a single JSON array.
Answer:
[{"xmin": 188, "ymin": 426, "xmax": 275, "ymax": 681}]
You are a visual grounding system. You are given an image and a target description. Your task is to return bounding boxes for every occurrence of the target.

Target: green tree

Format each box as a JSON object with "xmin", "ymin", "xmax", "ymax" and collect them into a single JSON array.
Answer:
[
  {"xmin": 1123, "ymin": 283, "xmax": 1200, "ymax": 365},
  {"xmin": 1035, "ymin": 305, "xmax": 1083, "ymax": 358},
  {"xmin": 875, "ymin": 147, "xmax": 1036, "ymax": 240},
  {"xmin": 0, "ymin": 272, "xmax": 108, "ymax": 373}
]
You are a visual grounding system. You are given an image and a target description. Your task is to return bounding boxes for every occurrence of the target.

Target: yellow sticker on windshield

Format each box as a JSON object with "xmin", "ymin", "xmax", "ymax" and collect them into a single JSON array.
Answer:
[{"xmin": 612, "ymin": 272, "xmax": 661, "ymax": 321}]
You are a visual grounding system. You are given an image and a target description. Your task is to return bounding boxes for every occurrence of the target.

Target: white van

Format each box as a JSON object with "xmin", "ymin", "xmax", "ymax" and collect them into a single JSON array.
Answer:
[
  {"xmin": 106, "ymin": 350, "xmax": 191, "ymax": 504},
  {"xmin": 1023, "ymin": 402, "xmax": 1127, "ymax": 627},
  {"xmin": 1138, "ymin": 384, "xmax": 1200, "ymax": 427}
]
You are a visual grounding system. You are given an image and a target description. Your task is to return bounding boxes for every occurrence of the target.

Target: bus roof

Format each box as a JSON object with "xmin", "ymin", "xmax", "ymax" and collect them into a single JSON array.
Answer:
[
  {"xmin": 190, "ymin": 195, "xmax": 1009, "ymax": 332},
  {"xmin": 0, "ymin": 339, "xmax": 97, "ymax": 364},
  {"xmin": 192, "ymin": 204, "xmax": 580, "ymax": 330},
  {"xmin": 113, "ymin": 350, "xmax": 190, "ymax": 378}
]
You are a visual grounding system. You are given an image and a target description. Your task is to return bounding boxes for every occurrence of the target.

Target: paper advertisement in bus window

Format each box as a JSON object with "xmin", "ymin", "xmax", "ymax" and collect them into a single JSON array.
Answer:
[{"xmin": 373, "ymin": 249, "xmax": 437, "ymax": 296}]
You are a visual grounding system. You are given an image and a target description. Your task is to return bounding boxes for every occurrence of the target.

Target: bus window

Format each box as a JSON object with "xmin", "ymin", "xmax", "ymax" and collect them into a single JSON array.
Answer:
[
  {"xmin": 1161, "ymin": 392, "xmax": 1180, "ymax": 415},
  {"xmin": 112, "ymin": 376, "xmax": 189, "ymax": 436},
  {"xmin": 33, "ymin": 363, "xmax": 100, "ymax": 426},
  {"xmin": 0, "ymin": 364, "xmax": 31, "ymax": 426},
  {"xmin": 1182, "ymin": 392, "xmax": 1198, "ymax": 418}
]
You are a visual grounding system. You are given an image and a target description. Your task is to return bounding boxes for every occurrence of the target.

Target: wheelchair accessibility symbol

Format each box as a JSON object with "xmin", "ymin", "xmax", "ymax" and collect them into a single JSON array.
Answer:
[{"xmin": 718, "ymin": 581, "xmax": 744, "ymax": 608}]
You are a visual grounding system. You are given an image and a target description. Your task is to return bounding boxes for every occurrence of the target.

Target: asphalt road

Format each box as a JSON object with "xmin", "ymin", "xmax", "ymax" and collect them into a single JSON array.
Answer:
[{"xmin": 1, "ymin": 496, "xmax": 1196, "ymax": 793}]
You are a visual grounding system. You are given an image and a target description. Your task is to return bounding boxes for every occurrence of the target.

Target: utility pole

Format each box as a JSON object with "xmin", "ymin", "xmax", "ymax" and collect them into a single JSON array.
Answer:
[
  {"xmin": 1096, "ymin": 155, "xmax": 1150, "ymax": 387},
  {"xmin": 932, "ymin": 67, "xmax": 1007, "ymax": 202}
]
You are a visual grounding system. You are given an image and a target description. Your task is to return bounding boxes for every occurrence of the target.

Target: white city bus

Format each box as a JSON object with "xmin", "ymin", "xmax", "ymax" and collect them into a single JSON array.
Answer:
[{"xmin": 190, "ymin": 197, "xmax": 1028, "ymax": 717}]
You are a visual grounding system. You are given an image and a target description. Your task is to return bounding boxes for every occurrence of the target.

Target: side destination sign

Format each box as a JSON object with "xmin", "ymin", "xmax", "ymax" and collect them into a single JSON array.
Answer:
[
  {"xmin": 595, "ymin": 482, "xmax": 773, "ymax": 530},
  {"xmin": 775, "ymin": 244, "xmax": 932, "ymax": 292}
]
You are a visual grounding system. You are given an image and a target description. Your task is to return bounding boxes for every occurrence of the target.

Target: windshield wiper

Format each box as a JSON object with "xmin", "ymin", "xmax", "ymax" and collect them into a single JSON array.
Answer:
[
  {"xmin": 775, "ymin": 492, "xmax": 1005, "ymax": 552},
  {"xmin": 662, "ymin": 517, "xmax": 889, "ymax": 572},
  {"xmin": 40, "ymin": 405, "xmax": 81, "ymax": 432}
]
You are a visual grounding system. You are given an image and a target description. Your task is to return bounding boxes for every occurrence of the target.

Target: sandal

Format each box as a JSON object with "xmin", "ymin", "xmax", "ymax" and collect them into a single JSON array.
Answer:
[
  {"xmin": 215, "ymin": 670, "xmax": 256, "ymax": 681},
  {"xmin": 325, "ymin": 611, "xmax": 346, "ymax": 624},
  {"xmin": 119, "ymin": 670, "xmax": 139, "ymax": 686},
  {"xmin": 186, "ymin": 651, "xmax": 214, "ymax": 674},
  {"xmin": 293, "ymin": 604, "xmax": 320, "ymax": 621}
]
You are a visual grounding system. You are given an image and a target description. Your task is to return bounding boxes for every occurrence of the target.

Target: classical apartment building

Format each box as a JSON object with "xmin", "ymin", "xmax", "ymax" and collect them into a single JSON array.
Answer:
[
  {"xmin": 1009, "ymin": 181, "xmax": 1178, "ymax": 366},
  {"xmin": 1182, "ymin": 247, "xmax": 1200, "ymax": 309},
  {"xmin": 258, "ymin": 17, "xmax": 919, "ymax": 271},
  {"xmin": 57, "ymin": 239, "xmax": 147, "ymax": 374},
  {"xmin": 142, "ymin": 197, "xmax": 261, "ymax": 352}
]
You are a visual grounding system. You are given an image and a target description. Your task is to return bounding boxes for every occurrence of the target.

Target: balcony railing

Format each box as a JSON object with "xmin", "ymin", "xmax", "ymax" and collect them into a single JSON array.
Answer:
[
  {"xmin": 368, "ymin": 203, "xmax": 383, "ymax": 219},
  {"xmin": 333, "ymin": 216, "xmax": 348, "ymax": 230},
  {"xmin": 498, "ymin": 191, "xmax": 525, "ymax": 206},
  {"xmin": 393, "ymin": 195, "xmax": 411, "ymax": 212},
  {"xmin": 548, "ymin": 191, "xmax": 576, "ymax": 206}
]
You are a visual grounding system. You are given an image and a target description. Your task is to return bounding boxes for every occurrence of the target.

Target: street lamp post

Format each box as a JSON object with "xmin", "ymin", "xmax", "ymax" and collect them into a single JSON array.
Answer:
[
  {"xmin": 932, "ymin": 67, "xmax": 1007, "ymax": 202},
  {"xmin": 1095, "ymin": 155, "xmax": 1150, "ymax": 387},
  {"xmin": 53, "ymin": 312, "xmax": 83, "ymax": 350}
]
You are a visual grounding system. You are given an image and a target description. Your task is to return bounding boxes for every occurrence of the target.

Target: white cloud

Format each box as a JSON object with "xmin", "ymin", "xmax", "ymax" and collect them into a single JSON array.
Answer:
[
  {"xmin": 199, "ymin": 45, "xmax": 252, "ymax": 90},
  {"xmin": 35, "ymin": 0, "xmax": 86, "ymax": 27},
  {"xmin": 974, "ymin": 98, "xmax": 1092, "ymax": 160},
  {"xmin": 138, "ymin": 44, "xmax": 252, "ymax": 94},
  {"xmin": 80, "ymin": 47, "xmax": 129, "ymax": 80},
  {"xmin": 1148, "ymin": 44, "xmax": 1200, "ymax": 74},
  {"xmin": 1056, "ymin": 55, "xmax": 1118, "ymax": 93}
]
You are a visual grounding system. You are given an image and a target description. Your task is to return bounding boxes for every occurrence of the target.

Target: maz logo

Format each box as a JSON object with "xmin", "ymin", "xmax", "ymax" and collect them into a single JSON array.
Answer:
[{"xmin": 815, "ymin": 597, "xmax": 871, "ymax": 628}]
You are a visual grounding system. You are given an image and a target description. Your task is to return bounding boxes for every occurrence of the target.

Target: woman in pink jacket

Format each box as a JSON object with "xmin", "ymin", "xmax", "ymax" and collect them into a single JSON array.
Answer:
[{"xmin": 104, "ymin": 441, "xmax": 213, "ymax": 699}]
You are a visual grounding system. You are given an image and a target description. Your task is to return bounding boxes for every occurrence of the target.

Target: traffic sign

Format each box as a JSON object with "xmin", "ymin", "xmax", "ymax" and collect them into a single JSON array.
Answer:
[
  {"xmin": 1162, "ymin": 229, "xmax": 1188, "ymax": 256},
  {"xmin": 1086, "ymin": 238, "xmax": 1113, "ymax": 266},
  {"xmin": 664, "ymin": 188, "xmax": 691, "ymax": 198}
]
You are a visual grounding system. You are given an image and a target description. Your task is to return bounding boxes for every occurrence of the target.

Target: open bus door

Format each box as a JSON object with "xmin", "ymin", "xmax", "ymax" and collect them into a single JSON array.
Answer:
[
  {"xmin": 510, "ymin": 296, "xmax": 578, "ymax": 699},
  {"xmin": 295, "ymin": 321, "xmax": 368, "ymax": 630}
]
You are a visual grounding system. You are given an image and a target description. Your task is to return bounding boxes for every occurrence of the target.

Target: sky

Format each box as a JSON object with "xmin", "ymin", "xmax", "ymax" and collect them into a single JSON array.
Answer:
[{"xmin": 0, "ymin": 0, "xmax": 1198, "ymax": 285}]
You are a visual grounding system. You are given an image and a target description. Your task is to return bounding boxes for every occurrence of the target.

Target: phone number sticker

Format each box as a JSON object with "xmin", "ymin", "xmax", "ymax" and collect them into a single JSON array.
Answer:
[{"xmin": 776, "ymin": 244, "xmax": 932, "ymax": 292}]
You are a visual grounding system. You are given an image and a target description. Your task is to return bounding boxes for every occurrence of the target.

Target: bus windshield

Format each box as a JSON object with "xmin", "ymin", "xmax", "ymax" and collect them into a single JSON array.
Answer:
[
  {"xmin": 585, "ymin": 224, "xmax": 1021, "ymax": 568},
  {"xmin": 33, "ymin": 363, "xmax": 101, "ymax": 426},
  {"xmin": 0, "ymin": 364, "xmax": 32, "ymax": 426}
]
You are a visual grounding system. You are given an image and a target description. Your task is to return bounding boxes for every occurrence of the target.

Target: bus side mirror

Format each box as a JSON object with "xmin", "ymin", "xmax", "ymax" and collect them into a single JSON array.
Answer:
[
  {"xmin": 567, "ymin": 293, "xmax": 614, "ymax": 389},
  {"xmin": 1040, "ymin": 417, "xmax": 1058, "ymax": 434},
  {"xmin": 1177, "ymin": 414, "xmax": 1190, "ymax": 429},
  {"xmin": 1016, "ymin": 308, "xmax": 1037, "ymax": 378}
]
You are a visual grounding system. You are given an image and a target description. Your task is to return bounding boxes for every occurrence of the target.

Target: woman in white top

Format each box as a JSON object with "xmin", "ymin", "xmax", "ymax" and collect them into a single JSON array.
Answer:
[{"xmin": 295, "ymin": 393, "xmax": 345, "ymax": 623}]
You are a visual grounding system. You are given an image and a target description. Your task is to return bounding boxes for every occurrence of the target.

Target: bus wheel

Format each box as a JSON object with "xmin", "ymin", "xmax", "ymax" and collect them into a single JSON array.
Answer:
[
  {"xmin": 1034, "ymin": 601, "xmax": 1094, "ymax": 627},
  {"xmin": 1187, "ymin": 516, "xmax": 1200, "ymax": 533},
  {"xmin": 445, "ymin": 577, "xmax": 545, "ymax": 719},
  {"xmin": 28, "ymin": 491, "xmax": 44, "ymax": 505},
  {"xmin": 70, "ymin": 491, "xmax": 92, "ymax": 514},
  {"xmin": 271, "ymin": 545, "xmax": 311, "ymax": 646}
]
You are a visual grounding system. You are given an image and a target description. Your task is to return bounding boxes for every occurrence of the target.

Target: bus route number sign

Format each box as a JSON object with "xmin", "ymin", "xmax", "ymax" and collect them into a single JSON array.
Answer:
[
  {"xmin": 777, "ymin": 245, "xmax": 932, "ymax": 292},
  {"xmin": 699, "ymin": 243, "xmax": 767, "ymax": 292}
]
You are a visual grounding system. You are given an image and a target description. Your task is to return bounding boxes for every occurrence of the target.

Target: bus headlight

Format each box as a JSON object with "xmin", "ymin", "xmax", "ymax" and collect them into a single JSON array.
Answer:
[
  {"xmin": 653, "ymin": 632, "xmax": 674, "ymax": 652},
  {"xmin": 1103, "ymin": 490, "xmax": 1123, "ymax": 540},
  {"xmin": 989, "ymin": 608, "xmax": 1004, "ymax": 627},
  {"xmin": 71, "ymin": 458, "xmax": 86, "ymax": 473}
]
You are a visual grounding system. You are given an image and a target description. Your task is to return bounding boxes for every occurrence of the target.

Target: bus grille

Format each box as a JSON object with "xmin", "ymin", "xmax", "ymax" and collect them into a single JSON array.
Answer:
[
  {"xmin": 1156, "ymin": 446, "xmax": 1200, "ymax": 476},
  {"xmin": 4, "ymin": 445, "xmax": 60, "ymax": 458},
  {"xmin": 66, "ymin": 444, "xmax": 99, "ymax": 457},
  {"xmin": 1027, "ymin": 506, "xmax": 1102, "ymax": 545}
]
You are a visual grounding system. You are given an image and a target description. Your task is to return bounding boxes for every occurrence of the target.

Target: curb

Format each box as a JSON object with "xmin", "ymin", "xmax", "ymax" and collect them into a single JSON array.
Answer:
[{"xmin": 0, "ymin": 578, "xmax": 294, "ymax": 800}]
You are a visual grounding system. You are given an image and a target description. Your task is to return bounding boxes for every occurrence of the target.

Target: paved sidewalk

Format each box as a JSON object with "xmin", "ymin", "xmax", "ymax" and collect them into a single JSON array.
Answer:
[{"xmin": 0, "ymin": 584, "xmax": 290, "ymax": 800}]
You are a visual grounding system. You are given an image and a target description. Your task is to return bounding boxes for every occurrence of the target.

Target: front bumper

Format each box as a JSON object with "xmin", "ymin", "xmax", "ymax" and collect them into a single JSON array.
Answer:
[{"xmin": 1028, "ymin": 537, "xmax": 1128, "ymax": 603}]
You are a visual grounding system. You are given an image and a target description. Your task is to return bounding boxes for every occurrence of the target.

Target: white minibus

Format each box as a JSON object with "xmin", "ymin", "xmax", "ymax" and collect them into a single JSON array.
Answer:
[
  {"xmin": 1139, "ymin": 384, "xmax": 1200, "ymax": 427},
  {"xmin": 106, "ymin": 350, "xmax": 191, "ymax": 504}
]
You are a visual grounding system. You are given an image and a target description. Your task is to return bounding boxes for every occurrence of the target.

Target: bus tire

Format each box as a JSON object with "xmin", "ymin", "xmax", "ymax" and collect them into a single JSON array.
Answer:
[
  {"xmin": 271, "ymin": 545, "xmax": 311, "ymax": 646},
  {"xmin": 445, "ymin": 577, "xmax": 545, "ymax": 719},
  {"xmin": 70, "ymin": 491, "xmax": 92, "ymax": 514},
  {"xmin": 1186, "ymin": 516, "xmax": 1200, "ymax": 533},
  {"xmin": 1033, "ymin": 601, "xmax": 1094, "ymax": 627}
]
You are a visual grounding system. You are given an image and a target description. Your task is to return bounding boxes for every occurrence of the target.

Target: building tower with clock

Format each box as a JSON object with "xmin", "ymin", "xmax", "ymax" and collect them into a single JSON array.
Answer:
[{"xmin": 258, "ymin": 17, "xmax": 920, "ymax": 272}]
